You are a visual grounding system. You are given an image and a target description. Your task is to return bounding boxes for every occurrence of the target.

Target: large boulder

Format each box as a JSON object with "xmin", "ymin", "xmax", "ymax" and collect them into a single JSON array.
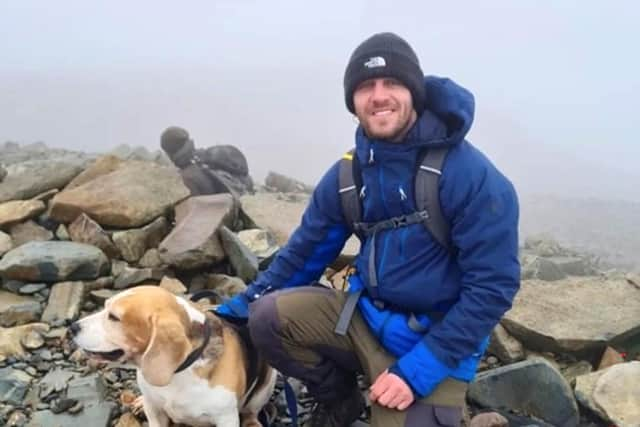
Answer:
[
  {"xmin": 0, "ymin": 241, "xmax": 110, "ymax": 282},
  {"xmin": 158, "ymin": 194, "xmax": 236, "ymax": 270},
  {"xmin": 49, "ymin": 161, "xmax": 190, "ymax": 228},
  {"xmin": 0, "ymin": 199, "xmax": 46, "ymax": 229},
  {"xmin": 468, "ymin": 358, "xmax": 579, "ymax": 427},
  {"xmin": 502, "ymin": 277, "xmax": 640, "ymax": 355},
  {"xmin": 0, "ymin": 160, "xmax": 84, "ymax": 203}
]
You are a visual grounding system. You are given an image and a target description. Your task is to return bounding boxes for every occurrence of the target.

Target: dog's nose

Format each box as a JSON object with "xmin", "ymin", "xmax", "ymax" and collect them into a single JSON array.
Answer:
[{"xmin": 69, "ymin": 322, "xmax": 81, "ymax": 336}]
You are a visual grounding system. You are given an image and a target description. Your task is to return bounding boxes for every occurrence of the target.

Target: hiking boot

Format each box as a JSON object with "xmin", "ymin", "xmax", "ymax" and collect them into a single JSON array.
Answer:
[{"xmin": 305, "ymin": 387, "xmax": 365, "ymax": 427}]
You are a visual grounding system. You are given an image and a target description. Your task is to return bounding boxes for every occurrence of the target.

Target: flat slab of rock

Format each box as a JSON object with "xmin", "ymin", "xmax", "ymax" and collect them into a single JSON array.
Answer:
[
  {"xmin": 49, "ymin": 160, "xmax": 189, "ymax": 228},
  {"xmin": 240, "ymin": 192, "xmax": 360, "ymax": 255},
  {"xmin": 0, "ymin": 199, "xmax": 46, "ymax": 229},
  {"xmin": 9, "ymin": 220, "xmax": 54, "ymax": 246},
  {"xmin": 159, "ymin": 194, "xmax": 236, "ymax": 269},
  {"xmin": 0, "ymin": 241, "xmax": 110, "ymax": 282},
  {"xmin": 68, "ymin": 213, "xmax": 120, "ymax": 258},
  {"xmin": 64, "ymin": 154, "xmax": 124, "ymax": 190},
  {"xmin": 27, "ymin": 403, "xmax": 115, "ymax": 427},
  {"xmin": 0, "ymin": 160, "xmax": 84, "ymax": 203},
  {"xmin": 41, "ymin": 282, "xmax": 85, "ymax": 325},
  {"xmin": 112, "ymin": 216, "xmax": 169, "ymax": 263},
  {"xmin": 219, "ymin": 226, "xmax": 258, "ymax": 282},
  {"xmin": 468, "ymin": 358, "xmax": 579, "ymax": 427},
  {"xmin": 0, "ymin": 291, "xmax": 42, "ymax": 327},
  {"xmin": 502, "ymin": 277, "xmax": 640, "ymax": 354}
]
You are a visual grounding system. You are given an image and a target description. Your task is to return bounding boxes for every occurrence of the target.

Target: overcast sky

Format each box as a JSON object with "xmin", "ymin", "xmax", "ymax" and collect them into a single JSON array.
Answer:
[{"xmin": 1, "ymin": 1, "xmax": 639, "ymax": 201}]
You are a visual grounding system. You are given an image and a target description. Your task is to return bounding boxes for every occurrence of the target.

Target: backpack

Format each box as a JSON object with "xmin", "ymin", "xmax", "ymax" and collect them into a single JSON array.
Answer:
[{"xmin": 338, "ymin": 146, "xmax": 454, "ymax": 253}]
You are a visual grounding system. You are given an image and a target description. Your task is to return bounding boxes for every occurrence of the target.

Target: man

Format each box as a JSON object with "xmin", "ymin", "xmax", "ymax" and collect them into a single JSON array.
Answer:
[
  {"xmin": 160, "ymin": 126, "xmax": 254, "ymax": 197},
  {"xmin": 217, "ymin": 32, "xmax": 520, "ymax": 427}
]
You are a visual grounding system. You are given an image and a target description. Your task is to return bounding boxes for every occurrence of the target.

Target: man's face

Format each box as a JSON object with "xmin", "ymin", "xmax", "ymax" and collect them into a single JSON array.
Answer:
[{"xmin": 353, "ymin": 77, "xmax": 417, "ymax": 142}]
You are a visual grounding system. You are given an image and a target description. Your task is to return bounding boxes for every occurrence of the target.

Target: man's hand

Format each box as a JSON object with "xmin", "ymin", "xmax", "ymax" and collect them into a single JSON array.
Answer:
[
  {"xmin": 369, "ymin": 369, "xmax": 415, "ymax": 410},
  {"xmin": 214, "ymin": 293, "xmax": 250, "ymax": 325}
]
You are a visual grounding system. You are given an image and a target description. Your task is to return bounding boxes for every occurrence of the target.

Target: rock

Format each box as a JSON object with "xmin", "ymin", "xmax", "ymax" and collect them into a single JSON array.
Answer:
[
  {"xmin": 0, "ymin": 323, "xmax": 50, "ymax": 359},
  {"xmin": 469, "ymin": 412, "xmax": 509, "ymax": 427},
  {"xmin": 55, "ymin": 224, "xmax": 69, "ymax": 240},
  {"xmin": 9, "ymin": 220, "xmax": 53, "ymax": 246},
  {"xmin": 50, "ymin": 397, "xmax": 78, "ymax": 414},
  {"xmin": 597, "ymin": 346, "xmax": 625, "ymax": 370},
  {"xmin": 112, "ymin": 216, "xmax": 169, "ymax": 263},
  {"xmin": 27, "ymin": 403, "xmax": 115, "ymax": 427},
  {"xmin": 592, "ymin": 361, "xmax": 640, "ymax": 427},
  {"xmin": 240, "ymin": 192, "xmax": 360, "ymax": 256},
  {"xmin": 0, "ymin": 241, "xmax": 110, "ymax": 282},
  {"xmin": 115, "ymin": 412, "xmax": 142, "ymax": 427},
  {"xmin": 41, "ymin": 282, "xmax": 85, "ymax": 325},
  {"xmin": 574, "ymin": 368, "xmax": 610, "ymax": 421},
  {"xmin": 238, "ymin": 228, "xmax": 279, "ymax": 259},
  {"xmin": 66, "ymin": 373, "xmax": 108, "ymax": 403},
  {"xmin": 219, "ymin": 226, "xmax": 258, "ymax": 282},
  {"xmin": 89, "ymin": 289, "xmax": 118, "ymax": 305},
  {"xmin": 68, "ymin": 213, "xmax": 120, "ymax": 259},
  {"xmin": 158, "ymin": 194, "xmax": 236, "ymax": 269},
  {"xmin": 0, "ymin": 291, "xmax": 42, "ymax": 327},
  {"xmin": 549, "ymin": 256, "xmax": 596, "ymax": 276},
  {"xmin": 196, "ymin": 274, "xmax": 246, "ymax": 299},
  {"xmin": 138, "ymin": 248, "xmax": 163, "ymax": 268},
  {"xmin": 18, "ymin": 283, "xmax": 47, "ymax": 295},
  {"xmin": 0, "ymin": 160, "xmax": 84, "ymax": 203},
  {"xmin": 0, "ymin": 200, "xmax": 46, "ymax": 229},
  {"xmin": 49, "ymin": 160, "xmax": 190, "ymax": 228},
  {"xmin": 521, "ymin": 256, "xmax": 567, "ymax": 281},
  {"xmin": 561, "ymin": 360, "xmax": 593, "ymax": 385},
  {"xmin": 0, "ymin": 164, "xmax": 6, "ymax": 181},
  {"xmin": 20, "ymin": 329, "xmax": 44, "ymax": 349},
  {"xmin": 64, "ymin": 155, "xmax": 124, "ymax": 190},
  {"xmin": 264, "ymin": 171, "xmax": 313, "ymax": 193},
  {"xmin": 488, "ymin": 323, "xmax": 525, "ymax": 364},
  {"xmin": 158, "ymin": 276, "xmax": 187, "ymax": 294},
  {"xmin": 524, "ymin": 235, "xmax": 564, "ymax": 257},
  {"xmin": 0, "ymin": 367, "xmax": 33, "ymax": 405},
  {"xmin": 7, "ymin": 410, "xmax": 28, "ymax": 426},
  {"xmin": 468, "ymin": 357, "xmax": 579, "ymax": 427},
  {"xmin": 113, "ymin": 265, "xmax": 163, "ymax": 289},
  {"xmin": 502, "ymin": 277, "xmax": 640, "ymax": 355},
  {"xmin": 0, "ymin": 231, "xmax": 13, "ymax": 256},
  {"xmin": 39, "ymin": 368, "xmax": 75, "ymax": 398}
]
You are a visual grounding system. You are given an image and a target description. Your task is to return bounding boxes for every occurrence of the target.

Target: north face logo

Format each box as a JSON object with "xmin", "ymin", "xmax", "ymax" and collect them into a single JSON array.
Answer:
[{"xmin": 364, "ymin": 56, "xmax": 386, "ymax": 68}]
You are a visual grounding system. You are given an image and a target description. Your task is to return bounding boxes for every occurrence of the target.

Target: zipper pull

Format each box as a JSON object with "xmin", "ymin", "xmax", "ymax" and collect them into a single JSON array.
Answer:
[
  {"xmin": 368, "ymin": 148, "xmax": 375, "ymax": 164},
  {"xmin": 359, "ymin": 185, "xmax": 367, "ymax": 199},
  {"xmin": 399, "ymin": 186, "xmax": 407, "ymax": 201}
]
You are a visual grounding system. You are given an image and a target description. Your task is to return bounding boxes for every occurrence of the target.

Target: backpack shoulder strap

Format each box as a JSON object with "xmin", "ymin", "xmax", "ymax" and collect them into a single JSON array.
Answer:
[
  {"xmin": 415, "ymin": 146, "xmax": 454, "ymax": 254},
  {"xmin": 338, "ymin": 149, "xmax": 362, "ymax": 231}
]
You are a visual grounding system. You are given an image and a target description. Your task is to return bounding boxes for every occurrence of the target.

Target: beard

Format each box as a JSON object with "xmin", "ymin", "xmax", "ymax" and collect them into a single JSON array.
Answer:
[{"xmin": 358, "ymin": 105, "xmax": 416, "ymax": 142}]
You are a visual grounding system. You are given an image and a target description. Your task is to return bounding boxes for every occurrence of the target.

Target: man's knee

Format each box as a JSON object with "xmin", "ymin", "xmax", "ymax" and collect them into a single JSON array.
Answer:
[{"xmin": 248, "ymin": 292, "xmax": 282, "ymax": 349}]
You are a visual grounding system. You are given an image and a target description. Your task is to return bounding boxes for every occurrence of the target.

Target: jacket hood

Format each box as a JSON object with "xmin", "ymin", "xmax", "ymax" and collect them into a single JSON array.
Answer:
[{"xmin": 355, "ymin": 76, "xmax": 475, "ymax": 153}]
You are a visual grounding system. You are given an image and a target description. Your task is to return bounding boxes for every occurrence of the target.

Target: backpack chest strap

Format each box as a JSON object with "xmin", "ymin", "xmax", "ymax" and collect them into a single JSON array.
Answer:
[{"xmin": 354, "ymin": 210, "xmax": 428, "ymax": 291}]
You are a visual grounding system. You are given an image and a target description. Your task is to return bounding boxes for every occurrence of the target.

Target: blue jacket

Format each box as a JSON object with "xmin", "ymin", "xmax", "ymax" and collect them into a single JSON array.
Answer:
[{"xmin": 245, "ymin": 76, "xmax": 520, "ymax": 397}]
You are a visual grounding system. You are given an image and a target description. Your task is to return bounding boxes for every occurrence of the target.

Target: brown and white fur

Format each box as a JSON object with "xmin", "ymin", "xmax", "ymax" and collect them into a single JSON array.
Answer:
[{"xmin": 70, "ymin": 285, "xmax": 276, "ymax": 427}]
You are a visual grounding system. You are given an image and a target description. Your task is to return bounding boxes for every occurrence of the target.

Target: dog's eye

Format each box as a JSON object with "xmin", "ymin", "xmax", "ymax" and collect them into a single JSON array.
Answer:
[{"xmin": 108, "ymin": 313, "xmax": 120, "ymax": 322}]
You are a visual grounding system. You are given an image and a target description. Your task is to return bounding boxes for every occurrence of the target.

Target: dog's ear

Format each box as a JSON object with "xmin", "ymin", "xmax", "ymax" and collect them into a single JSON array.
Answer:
[{"xmin": 140, "ymin": 313, "xmax": 191, "ymax": 386}]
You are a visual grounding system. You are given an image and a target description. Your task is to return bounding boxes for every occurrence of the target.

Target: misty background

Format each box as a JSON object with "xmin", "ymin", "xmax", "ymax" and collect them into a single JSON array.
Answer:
[
  {"xmin": 1, "ymin": 1, "xmax": 640, "ymax": 270},
  {"xmin": 2, "ymin": 0, "xmax": 639, "ymax": 201}
]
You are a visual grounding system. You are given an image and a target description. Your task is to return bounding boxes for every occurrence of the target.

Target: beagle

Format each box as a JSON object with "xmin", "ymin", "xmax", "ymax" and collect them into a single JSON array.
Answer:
[{"xmin": 70, "ymin": 285, "xmax": 276, "ymax": 427}]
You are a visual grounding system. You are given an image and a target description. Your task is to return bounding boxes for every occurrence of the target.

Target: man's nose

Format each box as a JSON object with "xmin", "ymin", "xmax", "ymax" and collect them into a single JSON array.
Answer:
[
  {"xmin": 370, "ymin": 81, "xmax": 389, "ymax": 102},
  {"xmin": 69, "ymin": 322, "xmax": 81, "ymax": 336}
]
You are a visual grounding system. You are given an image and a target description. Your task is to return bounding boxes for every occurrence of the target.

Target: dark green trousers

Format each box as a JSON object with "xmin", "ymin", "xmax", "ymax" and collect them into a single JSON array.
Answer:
[{"xmin": 249, "ymin": 286, "xmax": 466, "ymax": 427}]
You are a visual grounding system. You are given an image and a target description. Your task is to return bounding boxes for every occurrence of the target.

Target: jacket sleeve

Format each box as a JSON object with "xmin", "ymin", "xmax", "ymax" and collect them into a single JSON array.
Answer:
[
  {"xmin": 391, "ymin": 146, "xmax": 521, "ymax": 397},
  {"xmin": 244, "ymin": 161, "xmax": 352, "ymax": 300}
]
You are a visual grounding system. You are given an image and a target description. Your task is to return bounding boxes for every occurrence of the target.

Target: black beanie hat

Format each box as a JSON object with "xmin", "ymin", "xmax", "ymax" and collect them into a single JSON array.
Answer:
[{"xmin": 343, "ymin": 32, "xmax": 425, "ymax": 115}]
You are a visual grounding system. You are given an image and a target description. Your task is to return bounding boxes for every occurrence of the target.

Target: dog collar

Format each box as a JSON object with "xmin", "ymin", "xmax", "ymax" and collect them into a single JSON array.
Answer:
[{"xmin": 174, "ymin": 317, "xmax": 213, "ymax": 373}]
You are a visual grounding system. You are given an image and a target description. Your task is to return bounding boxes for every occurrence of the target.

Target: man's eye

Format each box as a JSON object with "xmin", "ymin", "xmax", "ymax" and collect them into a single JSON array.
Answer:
[{"xmin": 108, "ymin": 313, "xmax": 120, "ymax": 322}]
